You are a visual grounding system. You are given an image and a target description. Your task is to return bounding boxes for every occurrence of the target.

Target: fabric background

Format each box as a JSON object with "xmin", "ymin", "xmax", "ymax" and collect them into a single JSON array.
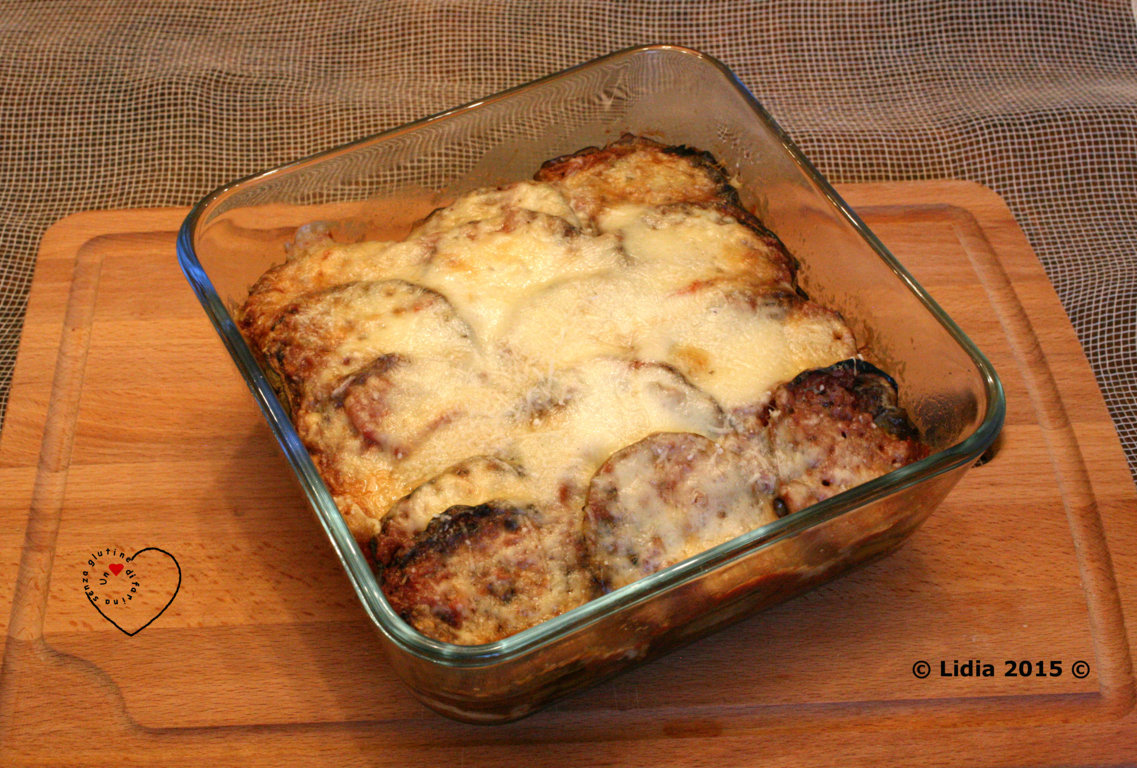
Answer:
[{"xmin": 1, "ymin": 0, "xmax": 1135, "ymax": 484}]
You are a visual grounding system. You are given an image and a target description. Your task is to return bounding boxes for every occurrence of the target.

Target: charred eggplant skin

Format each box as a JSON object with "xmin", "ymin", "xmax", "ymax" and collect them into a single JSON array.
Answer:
[
  {"xmin": 782, "ymin": 359, "xmax": 922, "ymax": 441},
  {"xmin": 767, "ymin": 358, "xmax": 929, "ymax": 515},
  {"xmin": 380, "ymin": 501, "xmax": 595, "ymax": 644}
]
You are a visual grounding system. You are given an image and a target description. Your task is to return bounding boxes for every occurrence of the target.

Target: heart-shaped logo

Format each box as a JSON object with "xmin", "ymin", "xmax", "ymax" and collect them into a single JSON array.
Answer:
[{"xmin": 81, "ymin": 547, "xmax": 181, "ymax": 636}]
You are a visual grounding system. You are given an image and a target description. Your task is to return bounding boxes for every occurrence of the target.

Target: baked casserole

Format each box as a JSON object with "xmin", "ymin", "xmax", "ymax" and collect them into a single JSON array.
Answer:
[{"xmin": 238, "ymin": 135, "xmax": 928, "ymax": 645}]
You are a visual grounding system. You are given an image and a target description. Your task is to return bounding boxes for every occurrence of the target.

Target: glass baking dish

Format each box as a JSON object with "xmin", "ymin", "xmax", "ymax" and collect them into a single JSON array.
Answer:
[{"xmin": 177, "ymin": 45, "xmax": 1004, "ymax": 723}]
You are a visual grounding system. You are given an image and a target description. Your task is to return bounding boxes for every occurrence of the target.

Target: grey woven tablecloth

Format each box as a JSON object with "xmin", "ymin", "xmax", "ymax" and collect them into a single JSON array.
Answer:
[{"xmin": 2, "ymin": 0, "xmax": 1135, "ymax": 485}]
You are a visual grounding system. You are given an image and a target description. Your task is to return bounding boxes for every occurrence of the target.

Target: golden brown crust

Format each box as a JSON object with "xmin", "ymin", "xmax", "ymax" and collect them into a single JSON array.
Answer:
[
  {"xmin": 766, "ymin": 360, "xmax": 930, "ymax": 514},
  {"xmin": 535, "ymin": 134, "xmax": 741, "ymax": 221},
  {"xmin": 373, "ymin": 456, "xmax": 529, "ymax": 567},
  {"xmin": 239, "ymin": 238, "xmax": 435, "ymax": 353},
  {"xmin": 261, "ymin": 280, "xmax": 472, "ymax": 407},
  {"xmin": 536, "ymin": 134, "xmax": 740, "ymax": 208},
  {"xmin": 381, "ymin": 501, "xmax": 594, "ymax": 644}
]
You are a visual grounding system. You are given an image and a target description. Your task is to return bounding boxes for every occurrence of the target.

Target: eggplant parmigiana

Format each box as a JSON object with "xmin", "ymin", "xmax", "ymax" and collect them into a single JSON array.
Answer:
[{"xmin": 239, "ymin": 135, "xmax": 928, "ymax": 644}]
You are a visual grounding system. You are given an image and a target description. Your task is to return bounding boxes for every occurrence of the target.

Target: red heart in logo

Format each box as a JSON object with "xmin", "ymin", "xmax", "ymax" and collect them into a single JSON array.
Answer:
[{"xmin": 84, "ymin": 547, "xmax": 181, "ymax": 636}]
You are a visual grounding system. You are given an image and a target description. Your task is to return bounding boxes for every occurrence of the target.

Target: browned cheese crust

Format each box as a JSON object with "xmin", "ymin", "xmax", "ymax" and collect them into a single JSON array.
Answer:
[
  {"xmin": 766, "ymin": 361, "xmax": 930, "ymax": 514},
  {"xmin": 380, "ymin": 502, "xmax": 593, "ymax": 644},
  {"xmin": 535, "ymin": 134, "xmax": 744, "ymax": 220},
  {"xmin": 372, "ymin": 456, "xmax": 528, "ymax": 567}
]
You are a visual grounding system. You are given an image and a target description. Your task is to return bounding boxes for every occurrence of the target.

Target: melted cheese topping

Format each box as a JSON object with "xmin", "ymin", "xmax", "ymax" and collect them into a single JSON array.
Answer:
[
  {"xmin": 585, "ymin": 432, "xmax": 778, "ymax": 589},
  {"xmin": 234, "ymin": 128, "xmax": 915, "ymax": 644},
  {"xmin": 504, "ymin": 358, "xmax": 728, "ymax": 498},
  {"xmin": 236, "ymin": 136, "xmax": 939, "ymax": 645},
  {"xmin": 503, "ymin": 203, "xmax": 854, "ymax": 409},
  {"xmin": 245, "ymin": 178, "xmax": 857, "ymax": 543},
  {"xmin": 410, "ymin": 181, "xmax": 581, "ymax": 235},
  {"xmin": 418, "ymin": 210, "xmax": 624, "ymax": 341}
]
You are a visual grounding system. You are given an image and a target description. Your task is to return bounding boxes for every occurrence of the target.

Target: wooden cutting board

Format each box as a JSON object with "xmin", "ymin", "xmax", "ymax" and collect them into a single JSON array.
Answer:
[{"xmin": 1, "ymin": 182, "xmax": 1135, "ymax": 766}]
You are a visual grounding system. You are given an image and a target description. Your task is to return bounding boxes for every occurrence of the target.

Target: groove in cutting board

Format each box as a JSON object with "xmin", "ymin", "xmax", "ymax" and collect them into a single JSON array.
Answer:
[{"xmin": 944, "ymin": 204, "xmax": 1134, "ymax": 714}]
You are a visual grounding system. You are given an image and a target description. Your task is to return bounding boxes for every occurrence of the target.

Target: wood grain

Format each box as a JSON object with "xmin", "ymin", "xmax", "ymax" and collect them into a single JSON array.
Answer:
[{"xmin": 1, "ymin": 185, "xmax": 1135, "ymax": 766}]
